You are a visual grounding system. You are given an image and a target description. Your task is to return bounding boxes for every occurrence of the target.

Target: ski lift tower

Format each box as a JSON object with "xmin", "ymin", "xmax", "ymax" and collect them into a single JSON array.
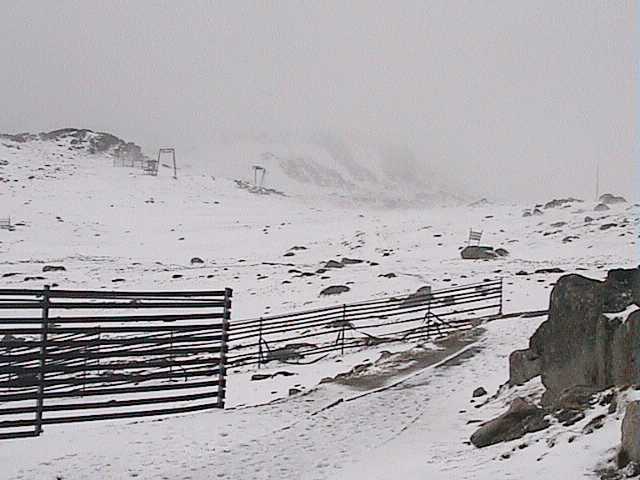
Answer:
[
  {"xmin": 157, "ymin": 148, "xmax": 177, "ymax": 179},
  {"xmin": 252, "ymin": 165, "xmax": 266, "ymax": 188}
]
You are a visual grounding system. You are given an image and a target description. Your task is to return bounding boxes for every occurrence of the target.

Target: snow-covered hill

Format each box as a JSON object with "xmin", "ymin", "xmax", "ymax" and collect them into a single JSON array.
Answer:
[
  {"xmin": 0, "ymin": 128, "xmax": 638, "ymax": 479},
  {"xmin": 185, "ymin": 132, "xmax": 461, "ymax": 206}
]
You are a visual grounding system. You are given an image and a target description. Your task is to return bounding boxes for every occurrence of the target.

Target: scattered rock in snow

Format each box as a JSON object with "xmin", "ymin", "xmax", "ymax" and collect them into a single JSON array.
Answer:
[
  {"xmin": 582, "ymin": 413, "xmax": 606, "ymax": 434},
  {"xmin": 461, "ymin": 246, "xmax": 498, "ymax": 260},
  {"xmin": 601, "ymin": 223, "xmax": 618, "ymax": 231},
  {"xmin": 324, "ymin": 260, "xmax": 344, "ymax": 269},
  {"xmin": 379, "ymin": 273, "xmax": 397, "ymax": 279},
  {"xmin": 42, "ymin": 265, "xmax": 66, "ymax": 272},
  {"xmin": 472, "ymin": 387, "xmax": 487, "ymax": 398},
  {"xmin": 341, "ymin": 257, "xmax": 364, "ymax": 265},
  {"xmin": 534, "ymin": 268, "xmax": 565, "ymax": 274},
  {"xmin": 320, "ymin": 285, "xmax": 350, "ymax": 296},
  {"xmin": 562, "ymin": 235, "xmax": 580, "ymax": 243},
  {"xmin": 190, "ymin": 257, "xmax": 204, "ymax": 265},
  {"xmin": 594, "ymin": 203, "xmax": 611, "ymax": 212},
  {"xmin": 470, "ymin": 398, "xmax": 549, "ymax": 448},
  {"xmin": 545, "ymin": 198, "xmax": 582, "ymax": 209}
]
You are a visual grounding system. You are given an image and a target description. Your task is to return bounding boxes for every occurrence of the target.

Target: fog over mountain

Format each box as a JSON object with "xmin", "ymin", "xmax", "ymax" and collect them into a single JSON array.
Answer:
[{"xmin": 1, "ymin": 1, "xmax": 636, "ymax": 201}]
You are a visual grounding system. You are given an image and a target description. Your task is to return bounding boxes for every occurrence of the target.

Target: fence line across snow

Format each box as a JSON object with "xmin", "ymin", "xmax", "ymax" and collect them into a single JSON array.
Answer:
[{"xmin": 227, "ymin": 279, "xmax": 503, "ymax": 367}]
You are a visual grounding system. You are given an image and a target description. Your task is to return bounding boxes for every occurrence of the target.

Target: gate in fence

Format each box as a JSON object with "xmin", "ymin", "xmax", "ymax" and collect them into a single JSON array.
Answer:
[
  {"xmin": 228, "ymin": 279, "xmax": 502, "ymax": 367},
  {"xmin": 0, "ymin": 286, "xmax": 231, "ymax": 440}
]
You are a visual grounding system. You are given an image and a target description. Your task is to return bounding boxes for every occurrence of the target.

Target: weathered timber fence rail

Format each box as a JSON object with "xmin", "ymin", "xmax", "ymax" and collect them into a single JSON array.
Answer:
[
  {"xmin": 0, "ymin": 287, "xmax": 232, "ymax": 440},
  {"xmin": 228, "ymin": 279, "xmax": 502, "ymax": 367}
]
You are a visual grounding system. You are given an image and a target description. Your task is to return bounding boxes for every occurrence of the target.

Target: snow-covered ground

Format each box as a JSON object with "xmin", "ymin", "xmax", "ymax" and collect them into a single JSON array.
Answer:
[{"xmin": 0, "ymin": 133, "xmax": 638, "ymax": 478}]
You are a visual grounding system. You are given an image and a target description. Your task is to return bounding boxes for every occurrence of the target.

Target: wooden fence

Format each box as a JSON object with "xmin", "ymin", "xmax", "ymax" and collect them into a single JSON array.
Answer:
[
  {"xmin": 0, "ymin": 286, "xmax": 231, "ymax": 440},
  {"xmin": 227, "ymin": 279, "xmax": 502, "ymax": 367}
]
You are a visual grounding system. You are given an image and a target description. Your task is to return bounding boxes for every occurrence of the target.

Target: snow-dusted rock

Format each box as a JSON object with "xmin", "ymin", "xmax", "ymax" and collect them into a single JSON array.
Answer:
[
  {"xmin": 460, "ymin": 246, "xmax": 498, "ymax": 260},
  {"xmin": 528, "ymin": 268, "xmax": 640, "ymax": 405},
  {"xmin": 470, "ymin": 397, "xmax": 549, "ymax": 448}
]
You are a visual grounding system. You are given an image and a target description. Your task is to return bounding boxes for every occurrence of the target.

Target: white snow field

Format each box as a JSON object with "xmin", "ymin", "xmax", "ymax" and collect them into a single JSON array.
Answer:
[{"xmin": 0, "ymin": 132, "xmax": 638, "ymax": 479}]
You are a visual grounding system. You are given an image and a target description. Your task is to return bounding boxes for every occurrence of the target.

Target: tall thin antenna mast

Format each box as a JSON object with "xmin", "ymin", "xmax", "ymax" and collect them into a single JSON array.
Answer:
[{"xmin": 595, "ymin": 162, "xmax": 600, "ymax": 201}]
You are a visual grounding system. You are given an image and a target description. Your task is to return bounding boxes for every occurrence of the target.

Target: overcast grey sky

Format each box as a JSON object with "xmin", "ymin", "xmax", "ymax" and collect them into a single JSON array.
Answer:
[{"xmin": 1, "ymin": 1, "xmax": 636, "ymax": 200}]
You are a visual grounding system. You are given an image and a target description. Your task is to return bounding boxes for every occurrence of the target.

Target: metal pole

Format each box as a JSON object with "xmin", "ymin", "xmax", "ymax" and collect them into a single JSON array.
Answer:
[
  {"xmin": 172, "ymin": 150, "xmax": 177, "ymax": 180},
  {"xmin": 217, "ymin": 288, "xmax": 232, "ymax": 408},
  {"xmin": 169, "ymin": 329, "xmax": 174, "ymax": 380},
  {"xmin": 258, "ymin": 317, "xmax": 263, "ymax": 368},
  {"xmin": 341, "ymin": 305, "xmax": 346, "ymax": 355},
  {"xmin": 35, "ymin": 285, "xmax": 51, "ymax": 436},
  {"xmin": 499, "ymin": 277, "xmax": 504, "ymax": 316}
]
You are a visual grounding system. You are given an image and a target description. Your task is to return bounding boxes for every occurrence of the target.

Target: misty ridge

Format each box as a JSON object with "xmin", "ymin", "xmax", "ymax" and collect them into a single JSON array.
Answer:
[{"xmin": 1, "ymin": 1, "xmax": 636, "ymax": 203}]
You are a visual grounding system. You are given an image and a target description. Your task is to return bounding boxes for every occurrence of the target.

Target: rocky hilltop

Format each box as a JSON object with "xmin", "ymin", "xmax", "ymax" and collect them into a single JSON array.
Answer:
[{"xmin": 0, "ymin": 128, "xmax": 148, "ymax": 163}]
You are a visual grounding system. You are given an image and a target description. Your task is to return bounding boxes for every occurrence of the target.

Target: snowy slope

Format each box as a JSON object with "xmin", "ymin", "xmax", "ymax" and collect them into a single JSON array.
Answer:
[
  {"xmin": 186, "ymin": 132, "xmax": 459, "ymax": 206},
  {"xmin": 0, "ymin": 130, "xmax": 638, "ymax": 479}
]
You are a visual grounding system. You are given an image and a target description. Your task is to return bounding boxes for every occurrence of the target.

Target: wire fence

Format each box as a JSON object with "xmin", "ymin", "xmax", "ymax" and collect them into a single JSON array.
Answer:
[{"xmin": 227, "ymin": 279, "xmax": 502, "ymax": 367}]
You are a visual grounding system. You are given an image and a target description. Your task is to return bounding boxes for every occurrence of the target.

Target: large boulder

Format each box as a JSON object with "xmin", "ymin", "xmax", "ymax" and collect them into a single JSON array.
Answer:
[
  {"xmin": 461, "ymin": 246, "xmax": 498, "ymax": 260},
  {"xmin": 509, "ymin": 348, "xmax": 541, "ymax": 386},
  {"xmin": 470, "ymin": 398, "xmax": 549, "ymax": 448},
  {"xmin": 320, "ymin": 285, "xmax": 350, "ymax": 296},
  {"xmin": 621, "ymin": 401, "xmax": 640, "ymax": 466},
  {"xmin": 527, "ymin": 268, "xmax": 640, "ymax": 405}
]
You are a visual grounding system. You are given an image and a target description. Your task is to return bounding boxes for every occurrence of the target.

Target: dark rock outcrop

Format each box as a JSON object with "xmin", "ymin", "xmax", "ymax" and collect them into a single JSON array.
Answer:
[
  {"xmin": 470, "ymin": 398, "xmax": 549, "ymax": 448},
  {"xmin": 320, "ymin": 285, "xmax": 350, "ymax": 296},
  {"xmin": 621, "ymin": 401, "xmax": 640, "ymax": 465},
  {"xmin": 461, "ymin": 246, "xmax": 498, "ymax": 260},
  {"xmin": 42, "ymin": 265, "xmax": 66, "ymax": 272},
  {"xmin": 341, "ymin": 257, "xmax": 364, "ymax": 265},
  {"xmin": 544, "ymin": 198, "xmax": 582, "ymax": 209},
  {"xmin": 527, "ymin": 268, "xmax": 640, "ymax": 405},
  {"xmin": 509, "ymin": 348, "xmax": 541, "ymax": 386},
  {"xmin": 324, "ymin": 260, "xmax": 344, "ymax": 269},
  {"xmin": 472, "ymin": 387, "xmax": 488, "ymax": 398},
  {"xmin": 600, "ymin": 193, "xmax": 627, "ymax": 205}
]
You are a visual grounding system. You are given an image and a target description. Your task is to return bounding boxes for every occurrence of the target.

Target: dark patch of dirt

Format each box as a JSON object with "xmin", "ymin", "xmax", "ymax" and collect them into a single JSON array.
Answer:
[{"xmin": 329, "ymin": 327, "xmax": 486, "ymax": 391}]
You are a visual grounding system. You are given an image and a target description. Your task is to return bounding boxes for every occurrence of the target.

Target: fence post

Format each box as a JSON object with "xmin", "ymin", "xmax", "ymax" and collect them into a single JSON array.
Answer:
[
  {"xmin": 499, "ymin": 277, "xmax": 504, "ymax": 316},
  {"xmin": 217, "ymin": 288, "xmax": 232, "ymax": 409},
  {"xmin": 169, "ymin": 329, "xmax": 174, "ymax": 381},
  {"xmin": 258, "ymin": 317, "xmax": 263, "ymax": 368},
  {"xmin": 35, "ymin": 285, "xmax": 51, "ymax": 436},
  {"xmin": 341, "ymin": 305, "xmax": 346, "ymax": 355}
]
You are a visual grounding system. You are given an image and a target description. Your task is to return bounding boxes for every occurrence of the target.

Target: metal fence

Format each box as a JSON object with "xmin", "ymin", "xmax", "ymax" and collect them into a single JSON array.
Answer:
[
  {"xmin": 228, "ymin": 279, "xmax": 502, "ymax": 367},
  {"xmin": 0, "ymin": 287, "xmax": 231, "ymax": 440}
]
